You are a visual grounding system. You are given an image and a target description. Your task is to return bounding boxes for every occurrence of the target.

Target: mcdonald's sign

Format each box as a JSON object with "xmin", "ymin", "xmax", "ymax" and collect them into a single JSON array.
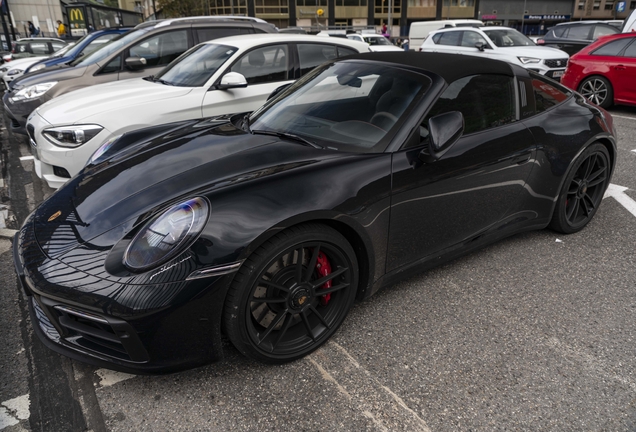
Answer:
[
  {"xmin": 69, "ymin": 8, "xmax": 84, "ymax": 22},
  {"xmin": 65, "ymin": 5, "xmax": 87, "ymax": 36}
]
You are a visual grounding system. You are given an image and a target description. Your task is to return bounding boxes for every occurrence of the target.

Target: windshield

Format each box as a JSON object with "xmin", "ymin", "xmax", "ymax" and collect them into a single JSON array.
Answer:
[
  {"xmin": 53, "ymin": 44, "xmax": 73, "ymax": 56},
  {"xmin": 484, "ymin": 29, "xmax": 535, "ymax": 47},
  {"xmin": 154, "ymin": 44, "xmax": 238, "ymax": 87},
  {"xmin": 364, "ymin": 36, "xmax": 392, "ymax": 46},
  {"xmin": 70, "ymin": 28, "xmax": 149, "ymax": 67},
  {"xmin": 250, "ymin": 61, "xmax": 430, "ymax": 153}
]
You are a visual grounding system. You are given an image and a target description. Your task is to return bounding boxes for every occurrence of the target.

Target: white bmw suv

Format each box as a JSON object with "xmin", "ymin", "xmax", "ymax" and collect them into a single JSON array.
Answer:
[
  {"xmin": 420, "ymin": 26, "xmax": 569, "ymax": 81},
  {"xmin": 27, "ymin": 34, "xmax": 369, "ymax": 189}
]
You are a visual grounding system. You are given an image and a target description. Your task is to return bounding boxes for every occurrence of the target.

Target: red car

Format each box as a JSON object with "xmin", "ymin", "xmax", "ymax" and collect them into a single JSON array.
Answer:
[{"xmin": 561, "ymin": 33, "xmax": 636, "ymax": 108}]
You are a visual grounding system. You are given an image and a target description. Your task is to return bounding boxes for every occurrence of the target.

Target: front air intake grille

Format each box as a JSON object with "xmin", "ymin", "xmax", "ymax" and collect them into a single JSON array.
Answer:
[
  {"xmin": 545, "ymin": 58, "xmax": 568, "ymax": 68},
  {"xmin": 53, "ymin": 166, "xmax": 71, "ymax": 178},
  {"xmin": 10, "ymin": 118, "xmax": 20, "ymax": 129}
]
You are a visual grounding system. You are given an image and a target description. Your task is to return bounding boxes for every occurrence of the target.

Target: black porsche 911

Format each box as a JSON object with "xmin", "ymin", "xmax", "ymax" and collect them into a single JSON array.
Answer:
[{"xmin": 13, "ymin": 53, "xmax": 616, "ymax": 373}]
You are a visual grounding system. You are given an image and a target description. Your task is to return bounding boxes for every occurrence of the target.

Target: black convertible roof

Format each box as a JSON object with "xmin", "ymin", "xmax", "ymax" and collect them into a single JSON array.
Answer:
[{"xmin": 345, "ymin": 52, "xmax": 515, "ymax": 83}]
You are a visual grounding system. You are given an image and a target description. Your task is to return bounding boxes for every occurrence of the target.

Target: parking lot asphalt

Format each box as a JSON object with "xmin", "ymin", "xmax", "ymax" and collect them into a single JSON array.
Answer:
[{"xmin": 1, "ymin": 106, "xmax": 636, "ymax": 431}]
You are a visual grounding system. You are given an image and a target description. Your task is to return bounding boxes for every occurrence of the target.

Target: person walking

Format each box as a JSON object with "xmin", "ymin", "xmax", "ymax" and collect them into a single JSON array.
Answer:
[
  {"xmin": 56, "ymin": 20, "xmax": 66, "ymax": 38},
  {"xmin": 28, "ymin": 21, "xmax": 37, "ymax": 37}
]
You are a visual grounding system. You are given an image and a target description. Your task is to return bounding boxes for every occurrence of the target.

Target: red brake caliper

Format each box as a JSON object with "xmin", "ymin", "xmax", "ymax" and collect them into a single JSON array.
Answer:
[{"xmin": 315, "ymin": 251, "xmax": 332, "ymax": 306}]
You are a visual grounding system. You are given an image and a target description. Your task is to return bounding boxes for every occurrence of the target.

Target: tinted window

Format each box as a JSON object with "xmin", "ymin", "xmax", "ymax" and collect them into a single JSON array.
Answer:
[
  {"xmin": 129, "ymin": 30, "xmax": 188, "ymax": 68},
  {"xmin": 434, "ymin": 31, "xmax": 461, "ymax": 46},
  {"xmin": 460, "ymin": 31, "xmax": 488, "ymax": 47},
  {"xmin": 565, "ymin": 25, "xmax": 592, "ymax": 40},
  {"xmin": 231, "ymin": 44, "xmax": 288, "ymax": 84},
  {"xmin": 531, "ymin": 74, "xmax": 570, "ymax": 113},
  {"xmin": 155, "ymin": 44, "xmax": 237, "ymax": 87},
  {"xmin": 196, "ymin": 27, "xmax": 251, "ymax": 43},
  {"xmin": 298, "ymin": 44, "xmax": 337, "ymax": 76},
  {"xmin": 552, "ymin": 27, "xmax": 567, "ymax": 37},
  {"xmin": 592, "ymin": 25, "xmax": 618, "ymax": 39},
  {"xmin": 425, "ymin": 74, "xmax": 515, "ymax": 135},
  {"xmin": 337, "ymin": 46, "xmax": 358, "ymax": 57},
  {"xmin": 623, "ymin": 40, "xmax": 636, "ymax": 57},
  {"xmin": 592, "ymin": 38, "xmax": 632, "ymax": 56},
  {"xmin": 30, "ymin": 42, "xmax": 50, "ymax": 55},
  {"xmin": 101, "ymin": 55, "xmax": 121, "ymax": 74},
  {"xmin": 72, "ymin": 28, "xmax": 150, "ymax": 67}
]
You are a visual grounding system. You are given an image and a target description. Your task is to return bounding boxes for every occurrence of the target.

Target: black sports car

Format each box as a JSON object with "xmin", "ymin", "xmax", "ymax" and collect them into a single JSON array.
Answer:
[{"xmin": 13, "ymin": 53, "xmax": 616, "ymax": 373}]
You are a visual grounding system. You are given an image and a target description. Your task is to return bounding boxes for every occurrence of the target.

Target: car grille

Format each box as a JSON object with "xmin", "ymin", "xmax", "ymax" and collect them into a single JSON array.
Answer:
[
  {"xmin": 544, "ymin": 58, "xmax": 568, "ymax": 68},
  {"xmin": 33, "ymin": 295, "xmax": 149, "ymax": 363}
]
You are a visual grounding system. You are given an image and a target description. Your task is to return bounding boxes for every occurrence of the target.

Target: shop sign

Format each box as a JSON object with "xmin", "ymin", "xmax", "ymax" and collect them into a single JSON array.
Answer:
[
  {"xmin": 617, "ymin": 1, "xmax": 626, "ymax": 12},
  {"xmin": 481, "ymin": 14, "xmax": 497, "ymax": 20},
  {"xmin": 523, "ymin": 14, "xmax": 571, "ymax": 20}
]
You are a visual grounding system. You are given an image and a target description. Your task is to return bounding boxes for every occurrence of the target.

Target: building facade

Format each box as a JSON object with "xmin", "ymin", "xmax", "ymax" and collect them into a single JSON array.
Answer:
[
  {"xmin": 478, "ymin": 0, "xmax": 575, "ymax": 35},
  {"xmin": 573, "ymin": 0, "xmax": 635, "ymax": 20}
]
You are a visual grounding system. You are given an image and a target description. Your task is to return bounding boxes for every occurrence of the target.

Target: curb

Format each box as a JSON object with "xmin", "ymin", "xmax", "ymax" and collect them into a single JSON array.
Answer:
[{"xmin": 0, "ymin": 228, "xmax": 17, "ymax": 239}]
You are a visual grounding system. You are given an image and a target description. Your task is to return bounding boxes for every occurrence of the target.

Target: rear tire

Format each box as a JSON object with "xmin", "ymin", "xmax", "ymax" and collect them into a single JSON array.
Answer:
[
  {"xmin": 578, "ymin": 76, "xmax": 613, "ymax": 108},
  {"xmin": 223, "ymin": 224, "xmax": 358, "ymax": 363},
  {"xmin": 549, "ymin": 143, "xmax": 610, "ymax": 234}
]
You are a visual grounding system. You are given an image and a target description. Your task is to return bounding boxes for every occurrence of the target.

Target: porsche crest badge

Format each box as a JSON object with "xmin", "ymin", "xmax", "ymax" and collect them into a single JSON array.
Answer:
[{"xmin": 48, "ymin": 211, "xmax": 62, "ymax": 222}]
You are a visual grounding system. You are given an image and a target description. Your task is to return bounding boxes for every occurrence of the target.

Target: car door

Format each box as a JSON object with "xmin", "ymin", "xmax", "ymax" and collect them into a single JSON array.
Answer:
[
  {"xmin": 116, "ymin": 29, "xmax": 190, "ymax": 81},
  {"xmin": 614, "ymin": 39, "xmax": 636, "ymax": 104},
  {"xmin": 387, "ymin": 73, "xmax": 536, "ymax": 272}
]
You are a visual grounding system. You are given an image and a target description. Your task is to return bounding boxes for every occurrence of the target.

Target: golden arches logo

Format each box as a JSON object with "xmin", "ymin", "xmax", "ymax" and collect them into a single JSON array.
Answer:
[{"xmin": 69, "ymin": 8, "xmax": 84, "ymax": 21}]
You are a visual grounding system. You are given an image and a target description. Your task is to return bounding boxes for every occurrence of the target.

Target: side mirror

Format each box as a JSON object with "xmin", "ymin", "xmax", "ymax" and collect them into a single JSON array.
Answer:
[
  {"xmin": 267, "ymin": 83, "xmax": 291, "ymax": 101},
  {"xmin": 125, "ymin": 56, "xmax": 147, "ymax": 71},
  {"xmin": 420, "ymin": 111, "xmax": 464, "ymax": 163},
  {"xmin": 217, "ymin": 72, "xmax": 248, "ymax": 90},
  {"xmin": 475, "ymin": 42, "xmax": 487, "ymax": 51}
]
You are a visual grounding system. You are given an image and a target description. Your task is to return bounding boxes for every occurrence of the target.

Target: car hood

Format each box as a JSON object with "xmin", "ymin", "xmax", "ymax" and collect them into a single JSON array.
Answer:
[
  {"xmin": 36, "ymin": 78, "xmax": 194, "ymax": 125},
  {"xmin": 10, "ymin": 64, "xmax": 85, "ymax": 90},
  {"xmin": 4, "ymin": 57, "xmax": 44, "ymax": 70},
  {"xmin": 32, "ymin": 120, "xmax": 338, "ymax": 257},
  {"xmin": 496, "ymin": 45, "xmax": 569, "ymax": 59}
]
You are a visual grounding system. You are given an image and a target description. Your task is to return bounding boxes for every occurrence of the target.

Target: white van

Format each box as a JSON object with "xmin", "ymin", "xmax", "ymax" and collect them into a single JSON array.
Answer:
[
  {"xmin": 408, "ymin": 19, "xmax": 483, "ymax": 51},
  {"xmin": 623, "ymin": 9, "xmax": 636, "ymax": 32}
]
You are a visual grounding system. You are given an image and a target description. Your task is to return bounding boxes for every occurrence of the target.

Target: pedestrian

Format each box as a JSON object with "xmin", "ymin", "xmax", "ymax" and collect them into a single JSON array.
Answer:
[
  {"xmin": 56, "ymin": 20, "xmax": 66, "ymax": 38},
  {"xmin": 402, "ymin": 38, "xmax": 409, "ymax": 51},
  {"xmin": 381, "ymin": 23, "xmax": 387, "ymax": 36},
  {"xmin": 28, "ymin": 21, "xmax": 36, "ymax": 37}
]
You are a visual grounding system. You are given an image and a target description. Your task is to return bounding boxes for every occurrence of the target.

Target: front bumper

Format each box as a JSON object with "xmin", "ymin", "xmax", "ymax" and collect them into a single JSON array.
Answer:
[
  {"xmin": 3, "ymin": 91, "xmax": 45, "ymax": 135},
  {"xmin": 12, "ymin": 224, "xmax": 233, "ymax": 374}
]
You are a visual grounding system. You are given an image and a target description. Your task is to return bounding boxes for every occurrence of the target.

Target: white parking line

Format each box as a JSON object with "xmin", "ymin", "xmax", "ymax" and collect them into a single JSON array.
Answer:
[
  {"xmin": 0, "ymin": 394, "xmax": 30, "ymax": 429},
  {"xmin": 94, "ymin": 369, "xmax": 135, "ymax": 388},
  {"xmin": 611, "ymin": 114, "xmax": 636, "ymax": 120},
  {"xmin": 631, "ymin": 149, "xmax": 636, "ymax": 154},
  {"xmin": 604, "ymin": 184, "xmax": 636, "ymax": 218},
  {"xmin": 18, "ymin": 156, "xmax": 33, "ymax": 161}
]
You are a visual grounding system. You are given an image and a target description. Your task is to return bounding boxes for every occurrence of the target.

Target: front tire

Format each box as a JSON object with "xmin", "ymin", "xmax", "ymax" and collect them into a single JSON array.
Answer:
[
  {"xmin": 578, "ymin": 76, "xmax": 613, "ymax": 108},
  {"xmin": 549, "ymin": 143, "xmax": 610, "ymax": 234},
  {"xmin": 223, "ymin": 224, "xmax": 359, "ymax": 363}
]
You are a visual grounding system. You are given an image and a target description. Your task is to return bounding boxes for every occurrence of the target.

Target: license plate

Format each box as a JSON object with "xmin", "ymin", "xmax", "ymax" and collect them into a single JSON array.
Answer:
[{"xmin": 553, "ymin": 70, "xmax": 564, "ymax": 78}]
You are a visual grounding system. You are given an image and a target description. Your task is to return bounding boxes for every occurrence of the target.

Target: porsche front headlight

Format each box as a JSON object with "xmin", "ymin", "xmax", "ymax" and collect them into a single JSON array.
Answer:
[
  {"xmin": 123, "ymin": 197, "xmax": 209, "ymax": 272},
  {"xmin": 42, "ymin": 124, "xmax": 103, "ymax": 148},
  {"xmin": 10, "ymin": 81, "xmax": 57, "ymax": 102}
]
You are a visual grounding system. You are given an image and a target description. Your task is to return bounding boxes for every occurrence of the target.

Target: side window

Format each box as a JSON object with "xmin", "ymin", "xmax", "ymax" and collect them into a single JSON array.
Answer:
[
  {"xmin": 231, "ymin": 44, "xmax": 288, "ymax": 85},
  {"xmin": 592, "ymin": 38, "xmax": 632, "ymax": 56},
  {"xmin": 565, "ymin": 25, "xmax": 592, "ymax": 40},
  {"xmin": 297, "ymin": 44, "xmax": 337, "ymax": 76},
  {"xmin": 101, "ymin": 55, "xmax": 121, "ymax": 74},
  {"xmin": 592, "ymin": 25, "xmax": 617, "ymax": 39},
  {"xmin": 337, "ymin": 46, "xmax": 358, "ymax": 57},
  {"xmin": 552, "ymin": 27, "xmax": 567, "ymax": 37},
  {"xmin": 623, "ymin": 40, "xmax": 636, "ymax": 57},
  {"xmin": 435, "ymin": 31, "xmax": 461, "ymax": 46},
  {"xmin": 30, "ymin": 42, "xmax": 49, "ymax": 55},
  {"xmin": 531, "ymin": 74, "xmax": 571, "ymax": 113},
  {"xmin": 460, "ymin": 31, "xmax": 488, "ymax": 47},
  {"xmin": 424, "ymin": 74, "xmax": 516, "ymax": 136},
  {"xmin": 196, "ymin": 27, "xmax": 244, "ymax": 43},
  {"xmin": 129, "ymin": 30, "xmax": 188, "ymax": 68}
]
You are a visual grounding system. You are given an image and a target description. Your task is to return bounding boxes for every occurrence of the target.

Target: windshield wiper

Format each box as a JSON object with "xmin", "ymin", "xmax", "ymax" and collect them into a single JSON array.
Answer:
[
  {"xmin": 251, "ymin": 129, "xmax": 321, "ymax": 148},
  {"xmin": 153, "ymin": 77, "xmax": 174, "ymax": 86}
]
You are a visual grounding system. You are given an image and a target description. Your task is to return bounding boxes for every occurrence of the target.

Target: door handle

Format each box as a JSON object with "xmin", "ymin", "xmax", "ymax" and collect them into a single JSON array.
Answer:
[
  {"xmin": 512, "ymin": 155, "xmax": 531, "ymax": 165},
  {"xmin": 613, "ymin": 64, "xmax": 627, "ymax": 71}
]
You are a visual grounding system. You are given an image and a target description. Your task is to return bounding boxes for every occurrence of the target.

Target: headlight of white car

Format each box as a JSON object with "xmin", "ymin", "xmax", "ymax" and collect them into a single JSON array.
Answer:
[
  {"xmin": 6, "ymin": 69, "xmax": 22, "ymax": 76},
  {"xmin": 42, "ymin": 124, "xmax": 103, "ymax": 148},
  {"xmin": 29, "ymin": 63, "xmax": 46, "ymax": 72},
  {"xmin": 10, "ymin": 81, "xmax": 57, "ymax": 102},
  {"xmin": 518, "ymin": 57, "xmax": 541, "ymax": 64}
]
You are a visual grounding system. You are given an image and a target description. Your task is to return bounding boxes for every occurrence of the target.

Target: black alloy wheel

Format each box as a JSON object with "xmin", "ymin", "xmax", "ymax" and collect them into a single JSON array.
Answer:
[
  {"xmin": 579, "ymin": 76, "xmax": 613, "ymax": 109},
  {"xmin": 224, "ymin": 224, "xmax": 358, "ymax": 363},
  {"xmin": 550, "ymin": 143, "xmax": 610, "ymax": 234}
]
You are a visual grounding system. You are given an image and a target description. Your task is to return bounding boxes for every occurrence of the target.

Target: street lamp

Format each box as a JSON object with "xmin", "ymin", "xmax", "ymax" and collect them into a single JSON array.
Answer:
[{"xmin": 521, "ymin": 0, "xmax": 527, "ymax": 34}]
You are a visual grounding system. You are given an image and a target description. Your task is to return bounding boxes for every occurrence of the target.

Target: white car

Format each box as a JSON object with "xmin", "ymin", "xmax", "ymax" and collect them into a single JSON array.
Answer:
[
  {"xmin": 346, "ymin": 34, "xmax": 402, "ymax": 52},
  {"xmin": 0, "ymin": 43, "xmax": 74, "ymax": 88},
  {"xmin": 27, "ymin": 34, "xmax": 370, "ymax": 188},
  {"xmin": 420, "ymin": 26, "xmax": 569, "ymax": 80}
]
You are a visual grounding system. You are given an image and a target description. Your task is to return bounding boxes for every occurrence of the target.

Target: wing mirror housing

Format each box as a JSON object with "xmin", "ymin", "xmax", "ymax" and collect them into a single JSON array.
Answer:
[
  {"xmin": 217, "ymin": 72, "xmax": 248, "ymax": 90},
  {"xmin": 267, "ymin": 83, "xmax": 291, "ymax": 101},
  {"xmin": 475, "ymin": 42, "xmax": 487, "ymax": 51},
  {"xmin": 125, "ymin": 56, "xmax": 147, "ymax": 71},
  {"xmin": 419, "ymin": 111, "xmax": 464, "ymax": 163}
]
